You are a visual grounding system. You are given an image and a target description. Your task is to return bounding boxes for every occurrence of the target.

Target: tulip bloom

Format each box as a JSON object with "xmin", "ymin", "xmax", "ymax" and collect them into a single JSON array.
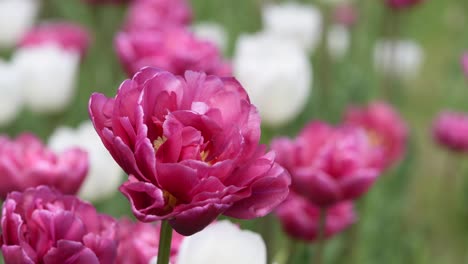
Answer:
[
  {"xmin": 117, "ymin": 219, "xmax": 184, "ymax": 264},
  {"xmin": 48, "ymin": 121, "xmax": 123, "ymax": 202},
  {"xmin": 271, "ymin": 121, "xmax": 379, "ymax": 207},
  {"xmin": 89, "ymin": 67, "xmax": 290, "ymax": 235},
  {"xmin": 276, "ymin": 192, "xmax": 356, "ymax": 241},
  {"xmin": 0, "ymin": 186, "xmax": 118, "ymax": 263},
  {"xmin": 19, "ymin": 22, "xmax": 91, "ymax": 58},
  {"xmin": 373, "ymin": 39, "xmax": 424, "ymax": 80},
  {"xmin": 433, "ymin": 111, "xmax": 468, "ymax": 152},
  {"xmin": 0, "ymin": 60, "xmax": 23, "ymax": 126},
  {"xmin": 0, "ymin": 0, "xmax": 39, "ymax": 48},
  {"xmin": 0, "ymin": 133, "xmax": 88, "ymax": 199},
  {"xmin": 262, "ymin": 2, "xmax": 322, "ymax": 52},
  {"xmin": 386, "ymin": 0, "xmax": 424, "ymax": 10},
  {"xmin": 344, "ymin": 101, "xmax": 408, "ymax": 170},
  {"xmin": 115, "ymin": 28, "xmax": 230, "ymax": 77},
  {"xmin": 233, "ymin": 32, "xmax": 312, "ymax": 127},
  {"xmin": 124, "ymin": 0, "xmax": 192, "ymax": 31},
  {"xmin": 177, "ymin": 220, "xmax": 266, "ymax": 264}
]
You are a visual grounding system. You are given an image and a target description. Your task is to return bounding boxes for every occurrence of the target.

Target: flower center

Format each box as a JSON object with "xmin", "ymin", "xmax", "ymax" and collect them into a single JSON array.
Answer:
[
  {"xmin": 163, "ymin": 190, "xmax": 178, "ymax": 211},
  {"xmin": 153, "ymin": 136, "xmax": 167, "ymax": 151},
  {"xmin": 366, "ymin": 130, "xmax": 383, "ymax": 147}
]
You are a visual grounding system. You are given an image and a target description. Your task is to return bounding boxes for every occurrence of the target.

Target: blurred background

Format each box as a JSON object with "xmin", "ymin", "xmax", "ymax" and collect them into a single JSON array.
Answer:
[{"xmin": 1, "ymin": 0, "xmax": 468, "ymax": 263}]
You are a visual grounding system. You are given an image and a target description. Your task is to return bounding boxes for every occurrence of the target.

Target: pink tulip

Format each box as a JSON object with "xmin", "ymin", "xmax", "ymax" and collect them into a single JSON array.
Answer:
[
  {"xmin": 116, "ymin": 219, "xmax": 184, "ymax": 264},
  {"xmin": 386, "ymin": 0, "xmax": 424, "ymax": 10},
  {"xmin": 271, "ymin": 121, "xmax": 378, "ymax": 208},
  {"xmin": 124, "ymin": 0, "xmax": 192, "ymax": 31},
  {"xmin": 115, "ymin": 28, "xmax": 230, "ymax": 77},
  {"xmin": 344, "ymin": 101, "xmax": 408, "ymax": 170},
  {"xmin": 333, "ymin": 4, "xmax": 358, "ymax": 28},
  {"xmin": 433, "ymin": 111, "xmax": 468, "ymax": 152},
  {"xmin": 0, "ymin": 185, "xmax": 118, "ymax": 264},
  {"xmin": 461, "ymin": 53, "xmax": 468, "ymax": 79},
  {"xmin": 89, "ymin": 67, "xmax": 290, "ymax": 235},
  {"xmin": 276, "ymin": 192, "xmax": 356, "ymax": 241},
  {"xmin": 0, "ymin": 133, "xmax": 88, "ymax": 199},
  {"xmin": 19, "ymin": 22, "xmax": 91, "ymax": 58}
]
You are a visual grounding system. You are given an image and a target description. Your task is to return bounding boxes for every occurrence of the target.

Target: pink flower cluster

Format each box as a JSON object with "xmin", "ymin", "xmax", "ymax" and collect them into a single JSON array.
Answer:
[
  {"xmin": 89, "ymin": 67, "xmax": 290, "ymax": 235},
  {"xmin": 0, "ymin": 133, "xmax": 88, "ymax": 199},
  {"xmin": 19, "ymin": 22, "xmax": 91, "ymax": 58},
  {"xmin": 272, "ymin": 101, "xmax": 407, "ymax": 241},
  {"xmin": 433, "ymin": 111, "xmax": 468, "ymax": 152},
  {"xmin": 344, "ymin": 101, "xmax": 408, "ymax": 170},
  {"xmin": 115, "ymin": 0, "xmax": 230, "ymax": 77},
  {"xmin": 1, "ymin": 186, "xmax": 118, "ymax": 264},
  {"xmin": 272, "ymin": 121, "xmax": 379, "ymax": 208}
]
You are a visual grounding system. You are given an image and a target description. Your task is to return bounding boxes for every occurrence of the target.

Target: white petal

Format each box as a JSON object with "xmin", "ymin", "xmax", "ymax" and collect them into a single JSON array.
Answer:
[
  {"xmin": 0, "ymin": 0, "xmax": 39, "ymax": 48},
  {"xmin": 373, "ymin": 39, "xmax": 424, "ymax": 80},
  {"xmin": 327, "ymin": 24, "xmax": 350, "ymax": 60},
  {"xmin": 262, "ymin": 3, "xmax": 322, "ymax": 52},
  {"xmin": 233, "ymin": 32, "xmax": 312, "ymax": 127},
  {"xmin": 0, "ymin": 59, "xmax": 23, "ymax": 125},
  {"xmin": 48, "ymin": 121, "xmax": 123, "ymax": 202},
  {"xmin": 12, "ymin": 44, "xmax": 80, "ymax": 113},
  {"xmin": 177, "ymin": 220, "xmax": 266, "ymax": 264}
]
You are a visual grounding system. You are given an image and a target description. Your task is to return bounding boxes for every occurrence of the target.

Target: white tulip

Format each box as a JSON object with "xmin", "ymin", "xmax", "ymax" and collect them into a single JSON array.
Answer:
[
  {"xmin": 0, "ymin": 60, "xmax": 23, "ymax": 125},
  {"xmin": 12, "ymin": 44, "xmax": 80, "ymax": 113},
  {"xmin": 262, "ymin": 2, "xmax": 322, "ymax": 52},
  {"xmin": 192, "ymin": 22, "xmax": 228, "ymax": 52},
  {"xmin": 373, "ymin": 39, "xmax": 424, "ymax": 80},
  {"xmin": 0, "ymin": 0, "xmax": 39, "ymax": 48},
  {"xmin": 327, "ymin": 24, "xmax": 350, "ymax": 60},
  {"xmin": 234, "ymin": 32, "xmax": 312, "ymax": 127},
  {"xmin": 177, "ymin": 221, "xmax": 266, "ymax": 264},
  {"xmin": 48, "ymin": 121, "xmax": 123, "ymax": 202}
]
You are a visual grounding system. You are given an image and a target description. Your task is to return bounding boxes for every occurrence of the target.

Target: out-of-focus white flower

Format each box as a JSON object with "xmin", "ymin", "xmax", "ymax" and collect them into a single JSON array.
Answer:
[
  {"xmin": 177, "ymin": 220, "xmax": 266, "ymax": 264},
  {"xmin": 234, "ymin": 32, "xmax": 312, "ymax": 127},
  {"xmin": 262, "ymin": 2, "xmax": 322, "ymax": 52},
  {"xmin": 192, "ymin": 22, "xmax": 228, "ymax": 52},
  {"xmin": 12, "ymin": 44, "xmax": 80, "ymax": 113},
  {"xmin": 373, "ymin": 39, "xmax": 424, "ymax": 80},
  {"xmin": 327, "ymin": 24, "xmax": 350, "ymax": 60},
  {"xmin": 0, "ymin": 0, "xmax": 39, "ymax": 48},
  {"xmin": 48, "ymin": 121, "xmax": 123, "ymax": 202},
  {"xmin": 0, "ymin": 60, "xmax": 23, "ymax": 125}
]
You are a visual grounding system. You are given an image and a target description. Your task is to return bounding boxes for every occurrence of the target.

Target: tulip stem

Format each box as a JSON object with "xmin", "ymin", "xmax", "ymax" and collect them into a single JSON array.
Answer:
[
  {"xmin": 157, "ymin": 221, "xmax": 173, "ymax": 264},
  {"xmin": 314, "ymin": 208, "xmax": 327, "ymax": 264}
]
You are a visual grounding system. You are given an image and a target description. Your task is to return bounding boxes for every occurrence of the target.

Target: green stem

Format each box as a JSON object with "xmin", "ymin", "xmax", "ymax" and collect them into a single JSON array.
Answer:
[
  {"xmin": 157, "ymin": 221, "xmax": 173, "ymax": 264},
  {"xmin": 317, "ymin": 4, "xmax": 333, "ymax": 114},
  {"xmin": 314, "ymin": 208, "xmax": 327, "ymax": 264},
  {"xmin": 286, "ymin": 239, "xmax": 298, "ymax": 264}
]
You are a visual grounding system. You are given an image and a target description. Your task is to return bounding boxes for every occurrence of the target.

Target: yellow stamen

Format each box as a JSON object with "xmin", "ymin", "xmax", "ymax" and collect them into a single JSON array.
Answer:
[
  {"xmin": 153, "ymin": 136, "xmax": 167, "ymax": 151},
  {"xmin": 163, "ymin": 190, "xmax": 178, "ymax": 211},
  {"xmin": 200, "ymin": 150, "xmax": 209, "ymax": 161}
]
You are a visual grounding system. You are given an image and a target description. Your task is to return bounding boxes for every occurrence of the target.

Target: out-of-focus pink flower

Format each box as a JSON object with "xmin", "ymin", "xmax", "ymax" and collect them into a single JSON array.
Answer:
[
  {"xmin": 344, "ymin": 101, "xmax": 408, "ymax": 170},
  {"xmin": 461, "ymin": 53, "xmax": 468, "ymax": 79},
  {"xmin": 386, "ymin": 0, "xmax": 424, "ymax": 10},
  {"xmin": 333, "ymin": 4, "xmax": 358, "ymax": 28},
  {"xmin": 89, "ymin": 67, "xmax": 290, "ymax": 235},
  {"xmin": 124, "ymin": 0, "xmax": 192, "ymax": 31},
  {"xmin": 276, "ymin": 192, "xmax": 356, "ymax": 241},
  {"xmin": 433, "ymin": 111, "xmax": 468, "ymax": 152},
  {"xmin": 0, "ymin": 185, "xmax": 118, "ymax": 264},
  {"xmin": 19, "ymin": 22, "xmax": 91, "ymax": 58},
  {"xmin": 271, "ymin": 121, "xmax": 378, "ymax": 207},
  {"xmin": 116, "ymin": 219, "xmax": 184, "ymax": 264},
  {"xmin": 0, "ymin": 133, "xmax": 88, "ymax": 199},
  {"xmin": 82, "ymin": 0, "xmax": 130, "ymax": 5},
  {"xmin": 115, "ymin": 28, "xmax": 230, "ymax": 77}
]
